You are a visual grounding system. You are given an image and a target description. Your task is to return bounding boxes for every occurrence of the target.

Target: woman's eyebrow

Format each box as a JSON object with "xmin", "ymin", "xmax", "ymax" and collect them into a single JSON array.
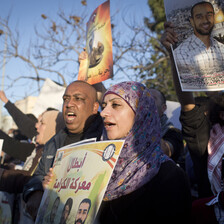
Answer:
[
  {"xmin": 108, "ymin": 97, "xmax": 122, "ymax": 102},
  {"xmin": 102, "ymin": 97, "xmax": 122, "ymax": 105}
]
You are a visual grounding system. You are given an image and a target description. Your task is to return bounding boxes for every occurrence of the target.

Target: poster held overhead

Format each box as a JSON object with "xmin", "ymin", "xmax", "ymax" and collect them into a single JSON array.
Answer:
[
  {"xmin": 164, "ymin": 0, "xmax": 224, "ymax": 91},
  {"xmin": 78, "ymin": 0, "xmax": 113, "ymax": 85}
]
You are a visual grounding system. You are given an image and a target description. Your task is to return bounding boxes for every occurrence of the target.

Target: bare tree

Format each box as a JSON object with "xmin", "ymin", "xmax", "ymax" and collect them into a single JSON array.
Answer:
[
  {"xmin": 0, "ymin": 2, "xmax": 88, "ymax": 98},
  {"xmin": 0, "ymin": 1, "xmax": 176, "ymax": 100}
]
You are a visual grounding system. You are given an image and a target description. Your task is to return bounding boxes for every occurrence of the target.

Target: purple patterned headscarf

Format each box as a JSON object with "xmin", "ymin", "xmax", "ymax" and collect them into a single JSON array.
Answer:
[{"xmin": 102, "ymin": 81, "xmax": 170, "ymax": 200}]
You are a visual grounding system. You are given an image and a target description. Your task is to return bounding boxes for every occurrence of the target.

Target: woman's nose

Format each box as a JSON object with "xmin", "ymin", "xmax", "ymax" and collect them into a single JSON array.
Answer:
[{"xmin": 100, "ymin": 106, "xmax": 109, "ymax": 118}]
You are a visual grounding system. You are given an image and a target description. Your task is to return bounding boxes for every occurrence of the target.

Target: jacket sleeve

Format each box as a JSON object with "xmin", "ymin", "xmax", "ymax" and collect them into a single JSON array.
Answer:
[
  {"xmin": 0, "ymin": 130, "xmax": 35, "ymax": 161},
  {"xmin": 5, "ymin": 101, "xmax": 38, "ymax": 139},
  {"xmin": 23, "ymin": 139, "xmax": 56, "ymax": 202},
  {"xmin": 180, "ymin": 105, "xmax": 212, "ymax": 197},
  {"xmin": 179, "ymin": 105, "xmax": 210, "ymax": 157}
]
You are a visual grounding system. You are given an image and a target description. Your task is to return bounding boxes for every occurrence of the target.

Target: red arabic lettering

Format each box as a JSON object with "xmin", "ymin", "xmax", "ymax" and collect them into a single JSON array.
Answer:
[{"xmin": 67, "ymin": 153, "xmax": 87, "ymax": 173}]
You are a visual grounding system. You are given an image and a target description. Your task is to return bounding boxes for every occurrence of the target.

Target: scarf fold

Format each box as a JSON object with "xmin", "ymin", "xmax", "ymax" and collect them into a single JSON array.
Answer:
[
  {"xmin": 208, "ymin": 123, "xmax": 224, "ymax": 195},
  {"xmin": 102, "ymin": 81, "xmax": 170, "ymax": 201}
]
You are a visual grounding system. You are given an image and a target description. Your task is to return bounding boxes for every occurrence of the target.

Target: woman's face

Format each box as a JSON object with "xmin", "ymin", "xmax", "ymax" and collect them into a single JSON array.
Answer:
[
  {"xmin": 101, "ymin": 94, "xmax": 135, "ymax": 140},
  {"xmin": 35, "ymin": 113, "xmax": 47, "ymax": 145}
]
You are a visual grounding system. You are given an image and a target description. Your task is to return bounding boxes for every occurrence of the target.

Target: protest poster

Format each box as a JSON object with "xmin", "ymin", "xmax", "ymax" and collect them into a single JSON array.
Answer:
[
  {"xmin": 35, "ymin": 139, "xmax": 124, "ymax": 224},
  {"xmin": 78, "ymin": 0, "xmax": 113, "ymax": 85},
  {"xmin": 164, "ymin": 0, "xmax": 224, "ymax": 91}
]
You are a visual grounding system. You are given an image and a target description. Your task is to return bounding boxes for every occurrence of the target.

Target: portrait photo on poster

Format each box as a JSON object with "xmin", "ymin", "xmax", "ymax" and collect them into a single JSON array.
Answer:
[{"xmin": 164, "ymin": 0, "xmax": 224, "ymax": 91}]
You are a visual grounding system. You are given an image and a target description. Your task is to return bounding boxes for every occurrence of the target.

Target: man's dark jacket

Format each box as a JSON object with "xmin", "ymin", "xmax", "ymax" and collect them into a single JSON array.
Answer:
[{"xmin": 23, "ymin": 113, "xmax": 103, "ymax": 202}]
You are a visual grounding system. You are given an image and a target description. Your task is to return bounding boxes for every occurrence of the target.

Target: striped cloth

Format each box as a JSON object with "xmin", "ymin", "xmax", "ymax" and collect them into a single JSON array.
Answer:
[
  {"xmin": 208, "ymin": 123, "xmax": 224, "ymax": 195},
  {"xmin": 174, "ymin": 34, "xmax": 224, "ymax": 77}
]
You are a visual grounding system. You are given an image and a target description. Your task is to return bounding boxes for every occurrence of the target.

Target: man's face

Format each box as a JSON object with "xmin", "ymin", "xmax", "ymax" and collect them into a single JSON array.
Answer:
[
  {"xmin": 62, "ymin": 82, "xmax": 98, "ymax": 134},
  {"xmin": 190, "ymin": 3, "xmax": 214, "ymax": 36},
  {"xmin": 75, "ymin": 202, "xmax": 90, "ymax": 224}
]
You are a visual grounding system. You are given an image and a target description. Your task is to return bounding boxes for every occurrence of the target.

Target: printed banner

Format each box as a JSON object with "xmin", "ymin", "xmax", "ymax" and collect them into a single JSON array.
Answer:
[
  {"xmin": 164, "ymin": 0, "xmax": 224, "ymax": 91},
  {"xmin": 35, "ymin": 140, "xmax": 124, "ymax": 224},
  {"xmin": 78, "ymin": 0, "xmax": 113, "ymax": 85}
]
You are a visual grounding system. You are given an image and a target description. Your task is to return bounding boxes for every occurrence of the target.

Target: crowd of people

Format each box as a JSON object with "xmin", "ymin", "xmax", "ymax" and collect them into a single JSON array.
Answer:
[{"xmin": 0, "ymin": 1, "xmax": 223, "ymax": 224}]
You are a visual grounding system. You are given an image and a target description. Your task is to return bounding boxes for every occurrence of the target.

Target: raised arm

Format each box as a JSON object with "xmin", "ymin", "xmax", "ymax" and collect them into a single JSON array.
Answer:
[{"xmin": 0, "ymin": 90, "xmax": 38, "ymax": 139}]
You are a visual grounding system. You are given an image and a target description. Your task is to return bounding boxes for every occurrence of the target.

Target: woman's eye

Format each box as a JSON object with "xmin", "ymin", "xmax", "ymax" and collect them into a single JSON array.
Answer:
[{"xmin": 112, "ymin": 103, "xmax": 120, "ymax": 108}]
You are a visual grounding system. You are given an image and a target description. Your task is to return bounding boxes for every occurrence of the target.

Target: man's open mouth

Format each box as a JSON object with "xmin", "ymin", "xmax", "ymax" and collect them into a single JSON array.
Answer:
[{"xmin": 66, "ymin": 112, "xmax": 77, "ymax": 122}]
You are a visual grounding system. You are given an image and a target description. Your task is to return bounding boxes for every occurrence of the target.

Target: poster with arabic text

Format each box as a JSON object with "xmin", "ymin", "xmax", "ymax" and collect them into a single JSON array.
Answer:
[
  {"xmin": 35, "ymin": 139, "xmax": 124, "ymax": 224},
  {"xmin": 78, "ymin": 0, "xmax": 113, "ymax": 85}
]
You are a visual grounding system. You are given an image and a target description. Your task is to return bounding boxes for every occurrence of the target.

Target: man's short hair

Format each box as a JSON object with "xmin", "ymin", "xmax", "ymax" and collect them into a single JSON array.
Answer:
[
  {"xmin": 69, "ymin": 80, "xmax": 98, "ymax": 102},
  {"xmin": 190, "ymin": 1, "xmax": 214, "ymax": 18},
  {"xmin": 79, "ymin": 198, "xmax": 91, "ymax": 213}
]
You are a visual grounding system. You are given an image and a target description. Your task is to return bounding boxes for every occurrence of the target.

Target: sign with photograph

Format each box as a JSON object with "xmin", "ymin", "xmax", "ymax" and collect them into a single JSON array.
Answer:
[
  {"xmin": 35, "ymin": 140, "xmax": 124, "ymax": 224},
  {"xmin": 164, "ymin": 0, "xmax": 224, "ymax": 91},
  {"xmin": 78, "ymin": 0, "xmax": 113, "ymax": 85}
]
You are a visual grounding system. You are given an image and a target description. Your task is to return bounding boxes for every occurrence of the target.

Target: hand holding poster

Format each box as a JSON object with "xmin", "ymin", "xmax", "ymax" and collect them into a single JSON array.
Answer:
[
  {"xmin": 164, "ymin": 0, "xmax": 224, "ymax": 91},
  {"xmin": 35, "ymin": 140, "xmax": 124, "ymax": 224},
  {"xmin": 78, "ymin": 0, "xmax": 113, "ymax": 85}
]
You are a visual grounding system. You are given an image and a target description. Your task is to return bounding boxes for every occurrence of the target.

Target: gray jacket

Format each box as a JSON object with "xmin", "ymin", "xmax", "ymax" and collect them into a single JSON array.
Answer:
[{"xmin": 23, "ymin": 113, "xmax": 103, "ymax": 202}]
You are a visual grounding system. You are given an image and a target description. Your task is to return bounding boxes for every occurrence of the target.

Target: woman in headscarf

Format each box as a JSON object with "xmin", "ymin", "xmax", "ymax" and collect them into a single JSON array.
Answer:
[
  {"xmin": 43, "ymin": 81, "xmax": 191, "ymax": 224},
  {"xmin": 97, "ymin": 81, "xmax": 191, "ymax": 224},
  {"xmin": 0, "ymin": 110, "xmax": 65, "ymax": 193}
]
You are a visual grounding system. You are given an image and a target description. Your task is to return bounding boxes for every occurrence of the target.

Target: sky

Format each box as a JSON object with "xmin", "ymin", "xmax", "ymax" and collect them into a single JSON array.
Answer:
[{"xmin": 0, "ymin": 0, "xmax": 150, "ymax": 115}]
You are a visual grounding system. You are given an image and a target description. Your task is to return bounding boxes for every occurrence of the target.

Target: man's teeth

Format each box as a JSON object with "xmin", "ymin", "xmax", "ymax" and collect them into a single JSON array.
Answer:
[
  {"xmin": 67, "ymin": 112, "xmax": 76, "ymax": 120},
  {"xmin": 68, "ymin": 112, "xmax": 75, "ymax": 116}
]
